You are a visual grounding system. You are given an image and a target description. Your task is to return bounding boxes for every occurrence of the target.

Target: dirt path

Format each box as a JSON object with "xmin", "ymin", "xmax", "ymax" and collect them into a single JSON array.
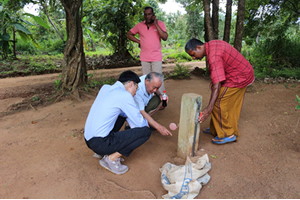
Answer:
[{"xmin": 0, "ymin": 62, "xmax": 299, "ymax": 198}]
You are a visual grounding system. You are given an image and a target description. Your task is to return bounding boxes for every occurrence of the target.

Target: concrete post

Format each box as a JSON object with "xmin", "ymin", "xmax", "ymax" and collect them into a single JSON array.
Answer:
[{"xmin": 177, "ymin": 93, "xmax": 202, "ymax": 159}]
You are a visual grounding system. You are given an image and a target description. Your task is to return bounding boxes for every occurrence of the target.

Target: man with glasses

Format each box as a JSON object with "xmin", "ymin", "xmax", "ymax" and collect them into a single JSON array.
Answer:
[
  {"xmin": 127, "ymin": 6, "xmax": 168, "ymax": 94},
  {"xmin": 84, "ymin": 70, "xmax": 151, "ymax": 175},
  {"xmin": 132, "ymin": 72, "xmax": 172, "ymax": 136}
]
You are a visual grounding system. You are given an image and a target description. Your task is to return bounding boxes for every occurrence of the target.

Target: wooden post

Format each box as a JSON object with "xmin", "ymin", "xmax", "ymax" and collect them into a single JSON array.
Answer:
[{"xmin": 177, "ymin": 93, "xmax": 202, "ymax": 159}]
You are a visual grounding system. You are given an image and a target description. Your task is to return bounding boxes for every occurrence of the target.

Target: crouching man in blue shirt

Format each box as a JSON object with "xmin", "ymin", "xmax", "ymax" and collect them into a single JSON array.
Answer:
[{"xmin": 84, "ymin": 70, "xmax": 151, "ymax": 175}]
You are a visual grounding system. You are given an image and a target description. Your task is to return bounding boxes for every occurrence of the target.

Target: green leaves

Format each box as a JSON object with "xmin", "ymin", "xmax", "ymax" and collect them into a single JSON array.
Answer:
[
  {"xmin": 0, "ymin": 33, "xmax": 10, "ymax": 41},
  {"xmin": 9, "ymin": 22, "xmax": 31, "ymax": 34},
  {"xmin": 0, "ymin": 5, "xmax": 50, "ymax": 59},
  {"xmin": 296, "ymin": 95, "xmax": 300, "ymax": 110},
  {"xmin": 23, "ymin": 13, "xmax": 50, "ymax": 29}
]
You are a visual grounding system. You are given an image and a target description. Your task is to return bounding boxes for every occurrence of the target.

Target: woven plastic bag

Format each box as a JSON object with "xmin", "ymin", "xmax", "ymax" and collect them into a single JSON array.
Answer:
[{"xmin": 160, "ymin": 154, "xmax": 211, "ymax": 199}]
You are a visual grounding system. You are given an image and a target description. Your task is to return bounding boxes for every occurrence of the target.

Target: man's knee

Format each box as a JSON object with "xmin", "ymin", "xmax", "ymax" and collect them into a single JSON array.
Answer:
[
  {"xmin": 142, "ymin": 126, "xmax": 151, "ymax": 137},
  {"xmin": 145, "ymin": 95, "xmax": 161, "ymax": 113}
]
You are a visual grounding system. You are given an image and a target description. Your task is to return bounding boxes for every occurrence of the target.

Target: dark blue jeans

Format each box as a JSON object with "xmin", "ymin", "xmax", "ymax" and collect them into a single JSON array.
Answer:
[{"xmin": 85, "ymin": 116, "xmax": 151, "ymax": 157}]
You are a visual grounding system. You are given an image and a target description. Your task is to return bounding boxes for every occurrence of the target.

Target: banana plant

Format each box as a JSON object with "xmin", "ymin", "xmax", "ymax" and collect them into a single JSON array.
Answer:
[
  {"xmin": 0, "ymin": 5, "xmax": 49, "ymax": 59},
  {"xmin": 81, "ymin": 16, "xmax": 96, "ymax": 51}
]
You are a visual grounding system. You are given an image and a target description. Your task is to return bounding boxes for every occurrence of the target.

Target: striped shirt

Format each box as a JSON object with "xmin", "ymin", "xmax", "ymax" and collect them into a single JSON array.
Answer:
[{"xmin": 206, "ymin": 40, "xmax": 255, "ymax": 88}]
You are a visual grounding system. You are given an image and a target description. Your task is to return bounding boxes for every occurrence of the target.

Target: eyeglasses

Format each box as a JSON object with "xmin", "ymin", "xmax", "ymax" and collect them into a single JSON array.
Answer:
[{"xmin": 134, "ymin": 82, "xmax": 139, "ymax": 89}]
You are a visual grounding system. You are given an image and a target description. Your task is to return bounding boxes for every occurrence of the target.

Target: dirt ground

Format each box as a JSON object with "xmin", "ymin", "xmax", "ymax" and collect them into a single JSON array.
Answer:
[{"xmin": 0, "ymin": 61, "xmax": 300, "ymax": 199}]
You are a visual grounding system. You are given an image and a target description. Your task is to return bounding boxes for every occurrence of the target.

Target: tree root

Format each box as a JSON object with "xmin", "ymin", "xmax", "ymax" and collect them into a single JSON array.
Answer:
[
  {"xmin": 53, "ymin": 91, "xmax": 66, "ymax": 104},
  {"xmin": 85, "ymin": 87, "xmax": 99, "ymax": 94},
  {"xmin": 30, "ymin": 104, "xmax": 37, "ymax": 110},
  {"xmin": 70, "ymin": 88, "xmax": 83, "ymax": 102}
]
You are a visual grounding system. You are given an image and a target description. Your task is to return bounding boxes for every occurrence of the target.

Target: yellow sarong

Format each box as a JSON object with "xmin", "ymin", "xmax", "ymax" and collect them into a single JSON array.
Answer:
[{"xmin": 210, "ymin": 87, "xmax": 247, "ymax": 139}]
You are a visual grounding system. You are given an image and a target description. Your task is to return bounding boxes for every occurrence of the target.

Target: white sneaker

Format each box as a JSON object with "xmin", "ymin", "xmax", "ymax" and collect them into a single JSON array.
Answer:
[
  {"xmin": 99, "ymin": 155, "xmax": 129, "ymax": 175},
  {"xmin": 93, "ymin": 153, "xmax": 102, "ymax": 159}
]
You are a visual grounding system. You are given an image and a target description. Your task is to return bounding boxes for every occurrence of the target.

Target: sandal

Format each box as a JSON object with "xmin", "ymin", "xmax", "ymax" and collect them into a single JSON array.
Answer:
[
  {"xmin": 203, "ymin": 128, "xmax": 211, "ymax": 134},
  {"xmin": 212, "ymin": 135, "xmax": 236, "ymax": 144}
]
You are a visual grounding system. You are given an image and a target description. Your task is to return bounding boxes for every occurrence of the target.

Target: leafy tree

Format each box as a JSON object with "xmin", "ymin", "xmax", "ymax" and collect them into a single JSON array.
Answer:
[
  {"xmin": 244, "ymin": 0, "xmax": 300, "ymax": 45},
  {"xmin": 0, "ymin": 4, "xmax": 49, "ymax": 59},
  {"xmin": 165, "ymin": 12, "xmax": 189, "ymax": 42},
  {"xmin": 38, "ymin": 0, "xmax": 64, "ymax": 41},
  {"xmin": 174, "ymin": 0, "xmax": 204, "ymax": 40},
  {"xmin": 243, "ymin": 0, "xmax": 300, "ymax": 72},
  {"xmin": 92, "ymin": 0, "xmax": 143, "ymax": 58}
]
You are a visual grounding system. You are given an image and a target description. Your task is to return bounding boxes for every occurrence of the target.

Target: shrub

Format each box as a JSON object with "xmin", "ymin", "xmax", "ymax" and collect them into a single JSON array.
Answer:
[
  {"xmin": 15, "ymin": 41, "xmax": 38, "ymax": 55},
  {"xmin": 169, "ymin": 63, "xmax": 191, "ymax": 79},
  {"xmin": 243, "ymin": 34, "xmax": 300, "ymax": 79}
]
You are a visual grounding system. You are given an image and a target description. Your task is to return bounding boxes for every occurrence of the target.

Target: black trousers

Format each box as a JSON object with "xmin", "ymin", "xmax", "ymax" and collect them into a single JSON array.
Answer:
[{"xmin": 85, "ymin": 116, "xmax": 151, "ymax": 157}]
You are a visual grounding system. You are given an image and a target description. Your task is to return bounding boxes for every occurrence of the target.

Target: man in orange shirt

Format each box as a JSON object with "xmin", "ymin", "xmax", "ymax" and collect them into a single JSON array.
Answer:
[{"xmin": 127, "ymin": 6, "xmax": 168, "ymax": 94}]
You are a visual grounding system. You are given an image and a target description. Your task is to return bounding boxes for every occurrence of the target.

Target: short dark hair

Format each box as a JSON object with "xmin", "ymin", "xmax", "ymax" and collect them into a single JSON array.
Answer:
[
  {"xmin": 118, "ymin": 70, "xmax": 141, "ymax": 84},
  {"xmin": 144, "ymin": 6, "xmax": 154, "ymax": 13},
  {"xmin": 185, "ymin": 38, "xmax": 204, "ymax": 53}
]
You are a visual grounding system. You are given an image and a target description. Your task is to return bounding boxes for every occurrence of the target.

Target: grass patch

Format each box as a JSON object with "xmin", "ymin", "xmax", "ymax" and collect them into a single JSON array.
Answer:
[
  {"xmin": 84, "ymin": 73, "xmax": 116, "ymax": 91},
  {"xmin": 85, "ymin": 47, "xmax": 112, "ymax": 57},
  {"xmin": 164, "ymin": 51, "xmax": 193, "ymax": 62}
]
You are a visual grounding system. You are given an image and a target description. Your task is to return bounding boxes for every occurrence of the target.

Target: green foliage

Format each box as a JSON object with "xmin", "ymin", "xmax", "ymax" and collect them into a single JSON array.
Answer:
[
  {"xmin": 169, "ymin": 63, "xmax": 190, "ymax": 78},
  {"xmin": 31, "ymin": 95, "xmax": 39, "ymax": 101},
  {"xmin": 84, "ymin": 73, "xmax": 116, "ymax": 91},
  {"xmin": 0, "ymin": 5, "xmax": 49, "ymax": 59},
  {"xmin": 54, "ymin": 79, "xmax": 62, "ymax": 91},
  {"xmin": 92, "ymin": 0, "xmax": 143, "ymax": 56},
  {"xmin": 28, "ymin": 62, "xmax": 55, "ymax": 73},
  {"xmin": 16, "ymin": 40, "xmax": 38, "ymax": 54},
  {"xmin": 44, "ymin": 39, "xmax": 65, "ymax": 55},
  {"xmin": 165, "ymin": 12, "xmax": 188, "ymax": 42},
  {"xmin": 296, "ymin": 95, "xmax": 300, "ymax": 110},
  {"xmin": 0, "ymin": 55, "xmax": 62, "ymax": 77},
  {"xmin": 244, "ymin": 0, "xmax": 300, "ymax": 45},
  {"xmin": 16, "ymin": 37, "xmax": 65, "ymax": 55},
  {"xmin": 164, "ymin": 51, "xmax": 193, "ymax": 62},
  {"xmin": 243, "ymin": 32, "xmax": 300, "ymax": 79},
  {"xmin": 85, "ymin": 47, "xmax": 112, "ymax": 57}
]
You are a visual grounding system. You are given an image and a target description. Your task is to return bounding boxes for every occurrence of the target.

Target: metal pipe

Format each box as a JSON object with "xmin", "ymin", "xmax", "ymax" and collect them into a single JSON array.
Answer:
[{"xmin": 192, "ymin": 100, "xmax": 201, "ymax": 157}]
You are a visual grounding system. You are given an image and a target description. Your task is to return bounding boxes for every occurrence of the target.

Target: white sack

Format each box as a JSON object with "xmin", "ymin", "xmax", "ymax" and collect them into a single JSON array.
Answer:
[{"xmin": 160, "ymin": 154, "xmax": 211, "ymax": 199}]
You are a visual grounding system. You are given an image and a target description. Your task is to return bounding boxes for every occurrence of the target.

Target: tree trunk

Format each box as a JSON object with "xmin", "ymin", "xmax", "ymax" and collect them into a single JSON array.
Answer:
[
  {"xmin": 212, "ymin": 0, "xmax": 219, "ymax": 39},
  {"xmin": 234, "ymin": 0, "xmax": 246, "ymax": 52},
  {"xmin": 203, "ymin": 0, "xmax": 214, "ymax": 74},
  {"xmin": 203, "ymin": 0, "xmax": 214, "ymax": 41},
  {"xmin": 13, "ymin": 29, "xmax": 17, "ymax": 59},
  {"xmin": 223, "ymin": 0, "xmax": 232, "ymax": 42},
  {"xmin": 60, "ymin": 0, "xmax": 87, "ymax": 94}
]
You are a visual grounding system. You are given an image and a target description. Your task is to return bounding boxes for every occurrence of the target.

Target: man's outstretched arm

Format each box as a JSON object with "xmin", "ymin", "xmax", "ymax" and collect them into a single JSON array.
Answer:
[
  {"xmin": 140, "ymin": 110, "xmax": 172, "ymax": 136},
  {"xmin": 199, "ymin": 82, "xmax": 221, "ymax": 123}
]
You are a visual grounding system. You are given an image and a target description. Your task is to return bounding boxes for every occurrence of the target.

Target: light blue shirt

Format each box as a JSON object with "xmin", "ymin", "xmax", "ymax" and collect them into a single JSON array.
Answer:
[
  {"xmin": 134, "ymin": 75, "xmax": 154, "ymax": 111},
  {"xmin": 84, "ymin": 81, "xmax": 148, "ymax": 141}
]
